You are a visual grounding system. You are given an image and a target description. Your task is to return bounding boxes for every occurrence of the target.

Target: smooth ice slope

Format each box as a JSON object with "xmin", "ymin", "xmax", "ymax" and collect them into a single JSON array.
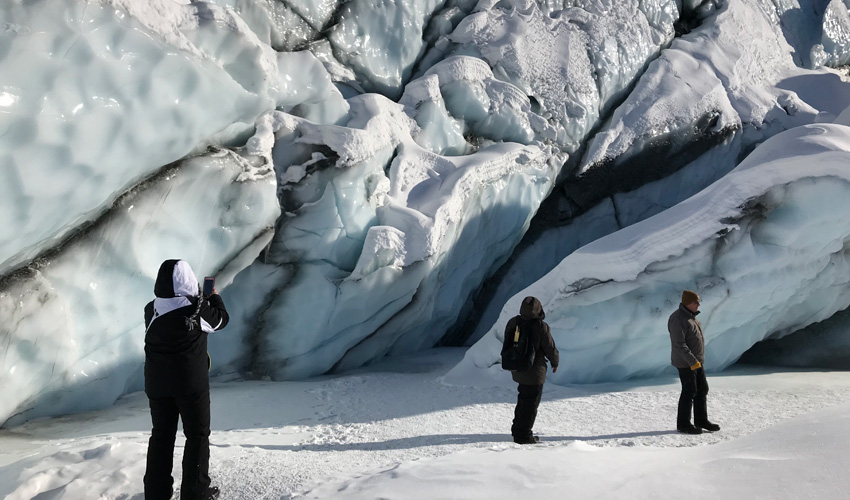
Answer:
[
  {"xmin": 0, "ymin": 150, "xmax": 278, "ymax": 427},
  {"xmin": 580, "ymin": 0, "xmax": 819, "ymax": 174},
  {"xmin": 451, "ymin": 119, "xmax": 850, "ymax": 384}
]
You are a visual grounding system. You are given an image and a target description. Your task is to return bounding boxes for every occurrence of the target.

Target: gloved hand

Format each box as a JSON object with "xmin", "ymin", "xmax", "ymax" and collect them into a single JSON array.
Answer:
[{"xmin": 690, "ymin": 361, "xmax": 702, "ymax": 370}]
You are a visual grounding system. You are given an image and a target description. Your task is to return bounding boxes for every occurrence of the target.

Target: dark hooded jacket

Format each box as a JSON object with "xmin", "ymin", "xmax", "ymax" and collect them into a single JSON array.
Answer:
[
  {"xmin": 502, "ymin": 296, "xmax": 559, "ymax": 386},
  {"xmin": 144, "ymin": 260, "xmax": 229, "ymax": 398}
]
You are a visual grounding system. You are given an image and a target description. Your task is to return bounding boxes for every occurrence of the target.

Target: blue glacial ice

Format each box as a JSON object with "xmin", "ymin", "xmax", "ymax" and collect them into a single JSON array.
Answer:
[
  {"xmin": 449, "ymin": 120, "xmax": 850, "ymax": 385},
  {"xmin": 2, "ymin": 0, "xmax": 850, "ymax": 426}
]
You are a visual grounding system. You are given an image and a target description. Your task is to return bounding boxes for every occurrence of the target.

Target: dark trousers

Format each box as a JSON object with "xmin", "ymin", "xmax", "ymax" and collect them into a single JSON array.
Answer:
[
  {"xmin": 677, "ymin": 367, "xmax": 709, "ymax": 427},
  {"xmin": 144, "ymin": 391, "xmax": 211, "ymax": 500},
  {"xmin": 511, "ymin": 383, "xmax": 543, "ymax": 438}
]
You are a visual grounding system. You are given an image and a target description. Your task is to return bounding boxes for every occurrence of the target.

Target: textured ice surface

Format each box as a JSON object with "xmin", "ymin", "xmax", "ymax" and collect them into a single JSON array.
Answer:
[
  {"xmin": 0, "ymin": 150, "xmax": 278, "ymax": 426},
  {"xmin": 451, "ymin": 120, "xmax": 850, "ymax": 384},
  {"xmin": 466, "ymin": 0, "xmax": 850, "ymax": 344},
  {"xmin": 0, "ymin": 0, "xmax": 334, "ymax": 274},
  {"xmin": 3, "ymin": 0, "xmax": 850, "ymax": 426},
  {"xmin": 445, "ymin": 0, "xmax": 678, "ymax": 152},
  {"xmin": 209, "ymin": 78, "xmax": 561, "ymax": 378},
  {"xmin": 811, "ymin": 0, "xmax": 850, "ymax": 67},
  {"xmin": 580, "ymin": 0, "xmax": 829, "ymax": 174}
]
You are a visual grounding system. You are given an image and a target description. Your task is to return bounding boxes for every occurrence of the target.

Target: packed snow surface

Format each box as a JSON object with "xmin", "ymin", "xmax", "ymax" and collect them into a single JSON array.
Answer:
[{"xmin": 2, "ymin": 349, "xmax": 850, "ymax": 499}]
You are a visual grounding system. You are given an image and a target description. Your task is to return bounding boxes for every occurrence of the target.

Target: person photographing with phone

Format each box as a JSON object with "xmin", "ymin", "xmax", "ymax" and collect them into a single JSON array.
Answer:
[{"xmin": 143, "ymin": 260, "xmax": 229, "ymax": 500}]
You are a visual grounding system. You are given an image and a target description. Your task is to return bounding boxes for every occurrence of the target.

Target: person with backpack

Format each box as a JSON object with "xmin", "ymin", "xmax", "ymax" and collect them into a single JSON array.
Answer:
[
  {"xmin": 501, "ymin": 296, "xmax": 559, "ymax": 444},
  {"xmin": 668, "ymin": 289, "xmax": 721, "ymax": 435},
  {"xmin": 144, "ymin": 259, "xmax": 229, "ymax": 500}
]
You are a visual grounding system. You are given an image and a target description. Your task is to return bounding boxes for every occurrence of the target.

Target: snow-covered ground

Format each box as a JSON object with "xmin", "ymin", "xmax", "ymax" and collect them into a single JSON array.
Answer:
[{"xmin": 2, "ymin": 348, "xmax": 850, "ymax": 499}]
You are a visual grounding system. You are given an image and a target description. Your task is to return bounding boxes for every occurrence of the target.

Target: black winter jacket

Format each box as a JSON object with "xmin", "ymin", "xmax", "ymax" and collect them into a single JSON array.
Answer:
[
  {"xmin": 502, "ymin": 296, "xmax": 559, "ymax": 386},
  {"xmin": 144, "ymin": 260, "xmax": 229, "ymax": 398}
]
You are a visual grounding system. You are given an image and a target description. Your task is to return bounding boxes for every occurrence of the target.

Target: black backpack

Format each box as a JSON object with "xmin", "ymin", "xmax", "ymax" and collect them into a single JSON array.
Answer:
[{"xmin": 501, "ymin": 320, "xmax": 536, "ymax": 371}]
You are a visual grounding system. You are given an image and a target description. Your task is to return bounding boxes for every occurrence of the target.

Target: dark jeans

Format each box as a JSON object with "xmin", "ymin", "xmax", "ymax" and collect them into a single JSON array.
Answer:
[
  {"xmin": 144, "ymin": 391, "xmax": 211, "ymax": 500},
  {"xmin": 677, "ymin": 367, "xmax": 709, "ymax": 427},
  {"xmin": 512, "ymin": 383, "xmax": 543, "ymax": 439}
]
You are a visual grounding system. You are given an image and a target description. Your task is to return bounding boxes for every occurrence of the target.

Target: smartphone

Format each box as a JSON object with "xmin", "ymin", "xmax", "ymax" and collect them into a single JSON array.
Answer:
[{"xmin": 203, "ymin": 276, "xmax": 215, "ymax": 296}]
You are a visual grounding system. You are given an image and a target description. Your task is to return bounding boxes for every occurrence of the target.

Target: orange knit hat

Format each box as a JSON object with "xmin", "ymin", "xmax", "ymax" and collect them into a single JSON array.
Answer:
[{"xmin": 681, "ymin": 290, "xmax": 701, "ymax": 306}]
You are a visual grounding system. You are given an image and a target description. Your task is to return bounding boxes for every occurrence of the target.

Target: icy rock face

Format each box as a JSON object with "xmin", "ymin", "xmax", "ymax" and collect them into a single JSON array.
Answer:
[
  {"xmin": 811, "ymin": 0, "xmax": 850, "ymax": 68},
  {"xmin": 450, "ymin": 121, "xmax": 850, "ymax": 384},
  {"xmin": 0, "ymin": 0, "xmax": 302, "ymax": 274},
  {"xmin": 195, "ymin": 0, "xmax": 338, "ymax": 50},
  {"xmin": 5, "ymin": 0, "xmax": 850, "ymax": 428},
  {"xmin": 327, "ymin": 0, "xmax": 449, "ymax": 98},
  {"xmin": 463, "ymin": 0, "xmax": 850, "ymax": 345},
  {"xmin": 0, "ymin": 150, "xmax": 279, "ymax": 426},
  {"xmin": 444, "ymin": 0, "xmax": 679, "ymax": 152},
  {"xmin": 580, "ymin": 0, "xmax": 824, "ymax": 184},
  {"xmin": 209, "ymin": 61, "xmax": 562, "ymax": 378},
  {"xmin": 0, "ymin": 0, "xmax": 348, "ymax": 425}
]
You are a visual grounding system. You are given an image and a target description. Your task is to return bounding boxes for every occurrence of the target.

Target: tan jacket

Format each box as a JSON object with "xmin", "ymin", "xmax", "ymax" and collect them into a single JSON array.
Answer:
[{"xmin": 668, "ymin": 303, "xmax": 705, "ymax": 369}]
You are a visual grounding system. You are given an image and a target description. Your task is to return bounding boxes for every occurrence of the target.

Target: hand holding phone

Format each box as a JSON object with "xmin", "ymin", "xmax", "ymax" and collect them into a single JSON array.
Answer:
[{"xmin": 203, "ymin": 276, "xmax": 215, "ymax": 296}]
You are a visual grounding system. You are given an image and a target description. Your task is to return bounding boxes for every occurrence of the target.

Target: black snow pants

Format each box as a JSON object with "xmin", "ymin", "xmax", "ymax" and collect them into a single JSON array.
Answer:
[
  {"xmin": 677, "ymin": 367, "xmax": 709, "ymax": 427},
  {"xmin": 144, "ymin": 391, "xmax": 211, "ymax": 500},
  {"xmin": 511, "ymin": 383, "xmax": 543, "ymax": 439}
]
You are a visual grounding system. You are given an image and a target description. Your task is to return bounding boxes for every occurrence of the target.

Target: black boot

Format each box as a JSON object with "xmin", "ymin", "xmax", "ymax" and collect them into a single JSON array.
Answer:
[
  {"xmin": 695, "ymin": 420, "xmax": 720, "ymax": 432},
  {"xmin": 677, "ymin": 424, "xmax": 703, "ymax": 435},
  {"xmin": 203, "ymin": 486, "xmax": 220, "ymax": 499},
  {"xmin": 513, "ymin": 435, "xmax": 540, "ymax": 444}
]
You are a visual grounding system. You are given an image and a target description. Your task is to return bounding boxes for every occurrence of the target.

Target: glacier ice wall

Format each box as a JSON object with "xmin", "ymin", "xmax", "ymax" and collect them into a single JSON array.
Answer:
[
  {"xmin": 206, "ymin": 0, "xmax": 688, "ymax": 379},
  {"xmin": 2, "ymin": 0, "xmax": 850, "ymax": 426},
  {"xmin": 450, "ymin": 120, "xmax": 850, "ymax": 385},
  {"xmin": 0, "ymin": 0, "xmax": 302, "ymax": 274},
  {"xmin": 443, "ymin": 0, "xmax": 679, "ymax": 153},
  {"xmin": 0, "ymin": 150, "xmax": 279, "ymax": 427},
  {"xmin": 209, "ymin": 63, "xmax": 562, "ymax": 378},
  {"xmin": 0, "ymin": 0, "xmax": 346, "ymax": 425},
  {"xmin": 463, "ymin": 0, "xmax": 850, "ymax": 344}
]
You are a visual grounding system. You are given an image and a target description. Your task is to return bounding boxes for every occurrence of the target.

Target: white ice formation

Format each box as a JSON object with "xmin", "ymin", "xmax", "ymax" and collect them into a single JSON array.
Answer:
[
  {"xmin": 2, "ymin": 0, "xmax": 850, "ymax": 425},
  {"xmin": 450, "ymin": 120, "xmax": 850, "ymax": 384}
]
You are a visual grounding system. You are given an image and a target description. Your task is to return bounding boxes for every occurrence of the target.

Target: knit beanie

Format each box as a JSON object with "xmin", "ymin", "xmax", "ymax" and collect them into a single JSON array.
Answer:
[{"xmin": 681, "ymin": 290, "xmax": 701, "ymax": 306}]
